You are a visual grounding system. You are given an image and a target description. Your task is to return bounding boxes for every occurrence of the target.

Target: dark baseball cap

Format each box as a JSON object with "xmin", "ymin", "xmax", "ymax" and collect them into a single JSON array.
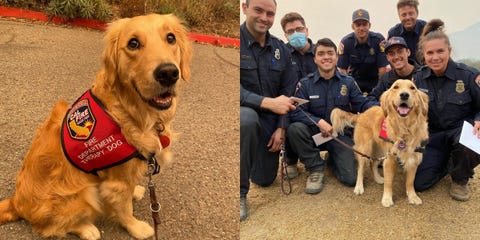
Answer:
[
  {"xmin": 384, "ymin": 37, "xmax": 408, "ymax": 52},
  {"xmin": 352, "ymin": 9, "xmax": 370, "ymax": 23}
]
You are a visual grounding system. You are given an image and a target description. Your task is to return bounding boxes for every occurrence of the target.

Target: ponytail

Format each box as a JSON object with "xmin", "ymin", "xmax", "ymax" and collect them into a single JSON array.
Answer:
[{"xmin": 417, "ymin": 19, "xmax": 451, "ymax": 63}]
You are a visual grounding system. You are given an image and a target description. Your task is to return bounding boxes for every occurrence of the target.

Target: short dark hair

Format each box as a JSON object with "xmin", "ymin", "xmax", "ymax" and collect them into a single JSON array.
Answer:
[
  {"xmin": 246, "ymin": 0, "xmax": 277, "ymax": 7},
  {"xmin": 280, "ymin": 12, "xmax": 305, "ymax": 32},
  {"xmin": 397, "ymin": 0, "xmax": 419, "ymax": 13},
  {"xmin": 314, "ymin": 38, "xmax": 337, "ymax": 54}
]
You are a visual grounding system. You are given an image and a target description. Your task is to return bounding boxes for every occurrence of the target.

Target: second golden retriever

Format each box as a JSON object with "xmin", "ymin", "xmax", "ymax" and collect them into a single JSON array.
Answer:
[
  {"xmin": 0, "ymin": 14, "xmax": 192, "ymax": 239},
  {"xmin": 331, "ymin": 79, "xmax": 428, "ymax": 207}
]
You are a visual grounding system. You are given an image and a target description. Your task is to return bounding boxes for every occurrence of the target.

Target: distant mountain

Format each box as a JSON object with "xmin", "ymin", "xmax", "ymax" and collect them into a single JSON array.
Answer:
[{"xmin": 450, "ymin": 22, "xmax": 480, "ymax": 61}]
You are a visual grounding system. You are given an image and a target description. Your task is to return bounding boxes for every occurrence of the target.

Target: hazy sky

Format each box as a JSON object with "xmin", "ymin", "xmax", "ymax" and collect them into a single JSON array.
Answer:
[{"xmin": 240, "ymin": 0, "xmax": 480, "ymax": 59}]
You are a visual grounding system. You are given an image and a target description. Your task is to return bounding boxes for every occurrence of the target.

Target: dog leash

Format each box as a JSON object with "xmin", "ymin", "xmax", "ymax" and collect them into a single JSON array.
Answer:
[
  {"xmin": 295, "ymin": 106, "xmax": 384, "ymax": 161},
  {"xmin": 279, "ymin": 144, "xmax": 292, "ymax": 195},
  {"xmin": 147, "ymin": 156, "xmax": 161, "ymax": 240}
]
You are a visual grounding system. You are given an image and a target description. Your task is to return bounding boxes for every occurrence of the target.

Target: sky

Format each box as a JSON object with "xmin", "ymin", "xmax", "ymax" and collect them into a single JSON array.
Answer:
[{"xmin": 239, "ymin": 0, "xmax": 480, "ymax": 60}]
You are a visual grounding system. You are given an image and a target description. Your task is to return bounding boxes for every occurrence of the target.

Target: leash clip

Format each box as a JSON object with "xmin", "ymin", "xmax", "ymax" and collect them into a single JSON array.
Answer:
[{"xmin": 148, "ymin": 156, "xmax": 161, "ymax": 175}]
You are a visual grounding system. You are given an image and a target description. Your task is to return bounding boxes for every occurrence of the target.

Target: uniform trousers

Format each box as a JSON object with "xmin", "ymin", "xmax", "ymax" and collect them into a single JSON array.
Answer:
[
  {"xmin": 415, "ymin": 126, "xmax": 480, "ymax": 191},
  {"xmin": 287, "ymin": 122, "xmax": 357, "ymax": 186},
  {"xmin": 240, "ymin": 107, "xmax": 279, "ymax": 198}
]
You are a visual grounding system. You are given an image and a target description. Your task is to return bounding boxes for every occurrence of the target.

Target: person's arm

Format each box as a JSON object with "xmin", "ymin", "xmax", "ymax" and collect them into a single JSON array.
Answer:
[
  {"xmin": 378, "ymin": 67, "xmax": 386, "ymax": 80},
  {"xmin": 367, "ymin": 72, "xmax": 389, "ymax": 101},
  {"xmin": 289, "ymin": 79, "xmax": 324, "ymax": 128},
  {"xmin": 337, "ymin": 40, "xmax": 350, "ymax": 75},
  {"xmin": 240, "ymin": 84, "xmax": 263, "ymax": 110},
  {"xmin": 350, "ymin": 79, "xmax": 379, "ymax": 113},
  {"xmin": 241, "ymin": 84, "xmax": 294, "ymax": 114}
]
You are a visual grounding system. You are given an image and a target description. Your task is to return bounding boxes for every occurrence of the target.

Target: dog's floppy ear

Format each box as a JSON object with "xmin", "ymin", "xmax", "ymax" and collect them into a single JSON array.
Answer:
[
  {"xmin": 379, "ymin": 88, "xmax": 391, "ymax": 116},
  {"xmin": 102, "ymin": 18, "xmax": 129, "ymax": 80},
  {"xmin": 418, "ymin": 89, "xmax": 429, "ymax": 118},
  {"xmin": 170, "ymin": 14, "xmax": 193, "ymax": 81}
]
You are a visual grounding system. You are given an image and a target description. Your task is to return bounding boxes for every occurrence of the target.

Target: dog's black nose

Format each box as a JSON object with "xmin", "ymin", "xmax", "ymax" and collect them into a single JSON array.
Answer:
[
  {"xmin": 153, "ymin": 63, "xmax": 179, "ymax": 86},
  {"xmin": 400, "ymin": 92, "xmax": 409, "ymax": 101}
]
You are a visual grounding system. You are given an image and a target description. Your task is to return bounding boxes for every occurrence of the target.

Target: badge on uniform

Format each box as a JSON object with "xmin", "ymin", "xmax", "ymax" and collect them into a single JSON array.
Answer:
[
  {"xmin": 369, "ymin": 48, "xmax": 375, "ymax": 55},
  {"xmin": 340, "ymin": 84, "xmax": 347, "ymax": 96},
  {"xmin": 456, "ymin": 80, "xmax": 465, "ymax": 93},
  {"xmin": 274, "ymin": 48, "xmax": 280, "ymax": 60}
]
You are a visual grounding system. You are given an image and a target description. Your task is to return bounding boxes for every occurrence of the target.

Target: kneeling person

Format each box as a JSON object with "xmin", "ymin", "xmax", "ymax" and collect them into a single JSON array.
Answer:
[{"xmin": 288, "ymin": 38, "xmax": 377, "ymax": 194}]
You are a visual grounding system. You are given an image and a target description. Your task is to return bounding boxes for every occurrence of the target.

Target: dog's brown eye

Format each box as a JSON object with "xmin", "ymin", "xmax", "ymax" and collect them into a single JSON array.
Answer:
[
  {"xmin": 127, "ymin": 38, "xmax": 141, "ymax": 50},
  {"xmin": 166, "ymin": 33, "xmax": 176, "ymax": 45},
  {"xmin": 410, "ymin": 86, "xmax": 415, "ymax": 90},
  {"xmin": 393, "ymin": 85, "xmax": 399, "ymax": 89}
]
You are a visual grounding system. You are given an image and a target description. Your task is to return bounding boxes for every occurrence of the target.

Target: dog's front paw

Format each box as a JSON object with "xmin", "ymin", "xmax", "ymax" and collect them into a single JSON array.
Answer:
[
  {"xmin": 381, "ymin": 195, "xmax": 394, "ymax": 207},
  {"xmin": 126, "ymin": 220, "xmax": 154, "ymax": 239},
  {"xmin": 407, "ymin": 192, "xmax": 422, "ymax": 205},
  {"xmin": 75, "ymin": 223, "xmax": 101, "ymax": 240},
  {"xmin": 353, "ymin": 185, "xmax": 364, "ymax": 195},
  {"xmin": 133, "ymin": 185, "xmax": 146, "ymax": 201}
]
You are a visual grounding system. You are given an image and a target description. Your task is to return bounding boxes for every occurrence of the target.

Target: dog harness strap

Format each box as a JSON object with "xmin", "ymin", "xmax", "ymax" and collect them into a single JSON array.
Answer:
[{"xmin": 61, "ymin": 90, "xmax": 142, "ymax": 174}]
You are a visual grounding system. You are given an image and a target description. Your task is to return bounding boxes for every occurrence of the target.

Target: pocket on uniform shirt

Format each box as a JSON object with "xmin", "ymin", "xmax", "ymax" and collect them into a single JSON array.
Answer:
[
  {"xmin": 446, "ymin": 90, "xmax": 472, "ymax": 106},
  {"xmin": 240, "ymin": 56, "xmax": 257, "ymax": 70},
  {"xmin": 334, "ymin": 95, "xmax": 350, "ymax": 107},
  {"xmin": 444, "ymin": 90, "xmax": 472, "ymax": 117}
]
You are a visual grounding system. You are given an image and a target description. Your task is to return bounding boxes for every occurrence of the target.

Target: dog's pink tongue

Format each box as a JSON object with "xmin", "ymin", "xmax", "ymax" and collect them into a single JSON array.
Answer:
[{"xmin": 397, "ymin": 106, "xmax": 410, "ymax": 115}]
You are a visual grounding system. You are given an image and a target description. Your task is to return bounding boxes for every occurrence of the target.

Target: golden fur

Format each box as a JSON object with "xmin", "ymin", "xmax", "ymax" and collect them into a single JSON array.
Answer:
[
  {"xmin": 331, "ymin": 79, "xmax": 428, "ymax": 207},
  {"xmin": 0, "ymin": 14, "xmax": 192, "ymax": 239}
]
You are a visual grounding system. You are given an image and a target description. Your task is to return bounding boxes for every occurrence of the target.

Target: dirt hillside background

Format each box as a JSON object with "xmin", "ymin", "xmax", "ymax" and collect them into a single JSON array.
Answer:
[{"xmin": 0, "ymin": 19, "xmax": 239, "ymax": 239}]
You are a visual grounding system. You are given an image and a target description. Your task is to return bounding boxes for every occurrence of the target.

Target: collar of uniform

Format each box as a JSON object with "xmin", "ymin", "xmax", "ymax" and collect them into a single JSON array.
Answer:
[
  {"xmin": 399, "ymin": 19, "xmax": 425, "ymax": 35},
  {"xmin": 240, "ymin": 22, "xmax": 272, "ymax": 49},
  {"xmin": 424, "ymin": 59, "xmax": 456, "ymax": 79},
  {"xmin": 288, "ymin": 38, "xmax": 315, "ymax": 55},
  {"xmin": 312, "ymin": 69, "xmax": 341, "ymax": 83},
  {"xmin": 353, "ymin": 32, "xmax": 372, "ymax": 48}
]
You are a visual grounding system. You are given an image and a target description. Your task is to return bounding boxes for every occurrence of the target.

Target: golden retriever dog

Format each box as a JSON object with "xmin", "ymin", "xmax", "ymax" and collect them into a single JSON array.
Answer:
[
  {"xmin": 331, "ymin": 79, "xmax": 428, "ymax": 207},
  {"xmin": 0, "ymin": 14, "xmax": 192, "ymax": 239}
]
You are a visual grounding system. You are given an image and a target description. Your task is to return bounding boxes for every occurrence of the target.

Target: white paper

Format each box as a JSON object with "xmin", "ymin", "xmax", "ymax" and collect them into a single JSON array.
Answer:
[
  {"xmin": 290, "ymin": 96, "xmax": 309, "ymax": 106},
  {"xmin": 312, "ymin": 132, "xmax": 337, "ymax": 146},
  {"xmin": 459, "ymin": 121, "xmax": 480, "ymax": 154}
]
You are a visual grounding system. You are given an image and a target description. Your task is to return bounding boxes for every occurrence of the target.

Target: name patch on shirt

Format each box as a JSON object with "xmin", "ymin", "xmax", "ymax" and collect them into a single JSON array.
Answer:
[{"xmin": 309, "ymin": 95, "xmax": 319, "ymax": 99}]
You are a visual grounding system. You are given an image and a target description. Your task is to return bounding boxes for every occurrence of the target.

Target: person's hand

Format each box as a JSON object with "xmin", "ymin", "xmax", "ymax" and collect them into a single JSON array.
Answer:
[
  {"xmin": 317, "ymin": 119, "xmax": 333, "ymax": 138},
  {"xmin": 267, "ymin": 128, "xmax": 285, "ymax": 152},
  {"xmin": 473, "ymin": 121, "xmax": 480, "ymax": 139},
  {"xmin": 261, "ymin": 95, "xmax": 295, "ymax": 115}
]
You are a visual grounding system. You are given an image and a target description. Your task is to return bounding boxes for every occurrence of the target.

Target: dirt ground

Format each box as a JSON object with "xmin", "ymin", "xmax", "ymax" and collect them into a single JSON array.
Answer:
[
  {"xmin": 241, "ymin": 162, "xmax": 480, "ymax": 239},
  {"xmin": 0, "ymin": 19, "xmax": 239, "ymax": 239}
]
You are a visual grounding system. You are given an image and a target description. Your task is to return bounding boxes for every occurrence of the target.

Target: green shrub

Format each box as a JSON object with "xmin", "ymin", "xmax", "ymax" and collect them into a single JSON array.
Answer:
[{"xmin": 46, "ymin": 0, "xmax": 113, "ymax": 21}]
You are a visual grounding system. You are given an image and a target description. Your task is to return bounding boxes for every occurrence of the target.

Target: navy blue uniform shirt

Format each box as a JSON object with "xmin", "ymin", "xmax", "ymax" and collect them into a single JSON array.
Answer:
[
  {"xmin": 288, "ymin": 38, "xmax": 317, "ymax": 81},
  {"xmin": 413, "ymin": 60, "xmax": 480, "ymax": 133},
  {"xmin": 240, "ymin": 23, "xmax": 297, "ymax": 128},
  {"xmin": 368, "ymin": 58, "xmax": 421, "ymax": 101},
  {"xmin": 289, "ymin": 70, "xmax": 377, "ymax": 126},
  {"xmin": 338, "ymin": 32, "xmax": 388, "ymax": 93},
  {"xmin": 387, "ymin": 19, "xmax": 426, "ymax": 63}
]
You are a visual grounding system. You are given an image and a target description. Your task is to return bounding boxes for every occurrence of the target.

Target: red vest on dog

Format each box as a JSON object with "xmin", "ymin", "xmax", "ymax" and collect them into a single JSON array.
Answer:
[{"xmin": 61, "ymin": 90, "xmax": 169, "ymax": 174}]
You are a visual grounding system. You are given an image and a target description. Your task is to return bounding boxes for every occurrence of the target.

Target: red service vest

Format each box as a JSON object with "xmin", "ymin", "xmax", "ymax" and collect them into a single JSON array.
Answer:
[{"xmin": 61, "ymin": 90, "xmax": 161, "ymax": 174}]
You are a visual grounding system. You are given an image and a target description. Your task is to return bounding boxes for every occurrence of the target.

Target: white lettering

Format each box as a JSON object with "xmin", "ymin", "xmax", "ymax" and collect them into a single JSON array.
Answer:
[{"xmin": 107, "ymin": 140, "xmax": 123, "ymax": 151}]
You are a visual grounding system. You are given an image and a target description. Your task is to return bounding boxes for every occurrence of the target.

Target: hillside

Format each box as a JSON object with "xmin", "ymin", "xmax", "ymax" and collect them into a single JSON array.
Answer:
[{"xmin": 450, "ymin": 21, "xmax": 480, "ymax": 61}]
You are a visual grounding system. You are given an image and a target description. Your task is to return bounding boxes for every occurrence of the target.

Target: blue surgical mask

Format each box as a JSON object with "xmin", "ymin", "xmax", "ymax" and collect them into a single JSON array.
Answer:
[{"xmin": 288, "ymin": 32, "xmax": 307, "ymax": 49}]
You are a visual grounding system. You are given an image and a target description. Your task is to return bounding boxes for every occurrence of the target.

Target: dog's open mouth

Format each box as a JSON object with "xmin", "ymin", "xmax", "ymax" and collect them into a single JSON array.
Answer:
[
  {"xmin": 395, "ymin": 103, "xmax": 411, "ymax": 117},
  {"xmin": 148, "ymin": 91, "xmax": 173, "ymax": 110}
]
